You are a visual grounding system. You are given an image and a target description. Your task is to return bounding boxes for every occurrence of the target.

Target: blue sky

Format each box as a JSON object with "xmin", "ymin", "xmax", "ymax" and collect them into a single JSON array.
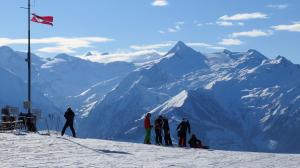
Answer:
[{"xmin": 0, "ymin": 0, "xmax": 300, "ymax": 63}]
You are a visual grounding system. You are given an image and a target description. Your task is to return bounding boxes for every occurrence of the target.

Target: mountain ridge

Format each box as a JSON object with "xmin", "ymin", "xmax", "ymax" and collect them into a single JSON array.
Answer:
[{"xmin": 0, "ymin": 43, "xmax": 299, "ymax": 153}]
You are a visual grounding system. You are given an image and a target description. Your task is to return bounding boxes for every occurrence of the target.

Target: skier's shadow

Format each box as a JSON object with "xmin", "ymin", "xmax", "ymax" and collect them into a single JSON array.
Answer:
[
  {"xmin": 95, "ymin": 149, "xmax": 132, "ymax": 155},
  {"xmin": 57, "ymin": 137, "xmax": 132, "ymax": 155}
]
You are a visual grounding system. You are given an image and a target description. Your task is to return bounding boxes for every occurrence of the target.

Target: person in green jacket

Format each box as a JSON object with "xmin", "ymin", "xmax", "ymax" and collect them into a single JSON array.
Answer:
[{"xmin": 144, "ymin": 113, "xmax": 152, "ymax": 144}]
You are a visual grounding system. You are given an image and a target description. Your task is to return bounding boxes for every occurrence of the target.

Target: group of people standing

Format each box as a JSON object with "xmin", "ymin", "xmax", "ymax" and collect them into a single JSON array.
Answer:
[
  {"xmin": 144, "ymin": 113, "xmax": 208, "ymax": 149},
  {"xmin": 153, "ymin": 115, "xmax": 173, "ymax": 146},
  {"xmin": 60, "ymin": 107, "xmax": 207, "ymax": 149}
]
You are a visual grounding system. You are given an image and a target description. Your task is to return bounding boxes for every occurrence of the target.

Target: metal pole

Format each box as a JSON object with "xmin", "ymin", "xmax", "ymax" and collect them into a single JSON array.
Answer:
[{"xmin": 27, "ymin": 0, "xmax": 32, "ymax": 114}]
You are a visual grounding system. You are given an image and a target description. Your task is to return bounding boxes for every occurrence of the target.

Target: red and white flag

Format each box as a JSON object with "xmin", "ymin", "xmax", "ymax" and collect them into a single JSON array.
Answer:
[{"xmin": 31, "ymin": 13, "xmax": 54, "ymax": 26}]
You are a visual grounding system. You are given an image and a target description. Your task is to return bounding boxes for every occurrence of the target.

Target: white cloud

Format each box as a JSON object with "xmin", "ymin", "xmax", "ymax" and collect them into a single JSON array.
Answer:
[
  {"xmin": 267, "ymin": 4, "xmax": 288, "ymax": 10},
  {"xmin": 168, "ymin": 28, "xmax": 178, "ymax": 33},
  {"xmin": 272, "ymin": 22, "xmax": 300, "ymax": 32},
  {"xmin": 198, "ymin": 21, "xmax": 244, "ymax": 27},
  {"xmin": 218, "ymin": 39, "xmax": 243, "ymax": 46},
  {"xmin": 176, "ymin": 21, "xmax": 185, "ymax": 25},
  {"xmin": 170, "ymin": 23, "xmax": 183, "ymax": 32},
  {"xmin": 81, "ymin": 50, "xmax": 164, "ymax": 63},
  {"xmin": 187, "ymin": 42, "xmax": 225, "ymax": 50},
  {"xmin": 196, "ymin": 23, "xmax": 203, "ymax": 27},
  {"xmin": 209, "ymin": 46, "xmax": 226, "ymax": 50},
  {"xmin": 160, "ymin": 22, "xmax": 184, "ymax": 34},
  {"xmin": 152, "ymin": 0, "xmax": 168, "ymax": 7},
  {"xmin": 219, "ymin": 12, "xmax": 267, "ymax": 21},
  {"xmin": 0, "ymin": 37, "xmax": 113, "ymax": 53},
  {"xmin": 187, "ymin": 42, "xmax": 213, "ymax": 47},
  {"xmin": 238, "ymin": 22, "xmax": 245, "ymax": 26},
  {"xmin": 130, "ymin": 42, "xmax": 173, "ymax": 50},
  {"xmin": 231, "ymin": 29, "xmax": 273, "ymax": 38},
  {"xmin": 216, "ymin": 21, "xmax": 234, "ymax": 26},
  {"xmin": 37, "ymin": 46, "xmax": 76, "ymax": 53},
  {"xmin": 0, "ymin": 37, "xmax": 112, "ymax": 47},
  {"xmin": 206, "ymin": 22, "xmax": 215, "ymax": 26},
  {"xmin": 175, "ymin": 25, "xmax": 181, "ymax": 30},
  {"xmin": 193, "ymin": 20, "xmax": 203, "ymax": 27}
]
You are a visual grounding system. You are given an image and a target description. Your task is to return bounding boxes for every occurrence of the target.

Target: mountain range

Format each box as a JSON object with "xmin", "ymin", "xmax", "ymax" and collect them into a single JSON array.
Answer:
[{"xmin": 0, "ymin": 42, "xmax": 299, "ymax": 153}]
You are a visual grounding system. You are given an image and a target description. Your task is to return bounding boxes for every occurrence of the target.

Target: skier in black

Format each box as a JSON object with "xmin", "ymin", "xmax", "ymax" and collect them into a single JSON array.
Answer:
[
  {"xmin": 61, "ymin": 107, "xmax": 76, "ymax": 137},
  {"xmin": 154, "ymin": 115, "xmax": 164, "ymax": 145},
  {"xmin": 176, "ymin": 118, "xmax": 190, "ymax": 147},
  {"xmin": 162, "ymin": 116, "xmax": 172, "ymax": 146}
]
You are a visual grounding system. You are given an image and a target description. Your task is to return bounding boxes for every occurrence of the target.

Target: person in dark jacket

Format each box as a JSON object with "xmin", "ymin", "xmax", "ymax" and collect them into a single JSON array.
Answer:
[
  {"xmin": 154, "ymin": 115, "xmax": 164, "ymax": 145},
  {"xmin": 162, "ymin": 116, "xmax": 172, "ymax": 146},
  {"xmin": 61, "ymin": 107, "xmax": 76, "ymax": 137},
  {"xmin": 176, "ymin": 118, "xmax": 190, "ymax": 147},
  {"xmin": 188, "ymin": 134, "xmax": 209, "ymax": 149},
  {"xmin": 25, "ymin": 112, "xmax": 37, "ymax": 132},
  {"xmin": 188, "ymin": 134, "xmax": 202, "ymax": 148},
  {"xmin": 144, "ymin": 113, "xmax": 152, "ymax": 144}
]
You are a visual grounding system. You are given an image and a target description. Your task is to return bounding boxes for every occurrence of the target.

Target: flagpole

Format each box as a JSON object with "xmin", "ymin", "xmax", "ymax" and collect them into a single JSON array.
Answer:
[{"xmin": 27, "ymin": 0, "xmax": 32, "ymax": 114}]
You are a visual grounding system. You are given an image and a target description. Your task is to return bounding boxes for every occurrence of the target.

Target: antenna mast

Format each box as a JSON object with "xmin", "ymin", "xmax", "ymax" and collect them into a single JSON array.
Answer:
[{"xmin": 27, "ymin": 0, "xmax": 32, "ymax": 114}]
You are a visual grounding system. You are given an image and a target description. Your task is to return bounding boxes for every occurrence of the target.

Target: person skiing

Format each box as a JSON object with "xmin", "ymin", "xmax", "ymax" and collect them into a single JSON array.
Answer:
[
  {"xmin": 144, "ymin": 113, "xmax": 152, "ymax": 144},
  {"xmin": 162, "ymin": 116, "xmax": 172, "ymax": 146},
  {"xmin": 154, "ymin": 115, "xmax": 164, "ymax": 145},
  {"xmin": 176, "ymin": 118, "xmax": 190, "ymax": 147},
  {"xmin": 61, "ymin": 107, "xmax": 76, "ymax": 137},
  {"xmin": 188, "ymin": 134, "xmax": 209, "ymax": 149}
]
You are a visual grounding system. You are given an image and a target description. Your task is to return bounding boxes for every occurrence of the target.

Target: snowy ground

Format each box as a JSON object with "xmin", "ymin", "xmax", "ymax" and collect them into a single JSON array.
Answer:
[{"xmin": 1, "ymin": 132, "xmax": 300, "ymax": 168}]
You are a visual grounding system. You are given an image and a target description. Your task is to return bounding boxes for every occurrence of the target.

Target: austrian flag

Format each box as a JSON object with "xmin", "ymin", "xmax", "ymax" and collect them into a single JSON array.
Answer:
[{"xmin": 31, "ymin": 13, "xmax": 54, "ymax": 26}]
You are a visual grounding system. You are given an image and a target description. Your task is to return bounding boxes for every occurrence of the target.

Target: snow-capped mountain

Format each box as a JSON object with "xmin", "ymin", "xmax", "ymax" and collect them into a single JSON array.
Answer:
[
  {"xmin": 0, "ymin": 59, "xmax": 61, "ymax": 129},
  {"xmin": 0, "ymin": 46, "xmax": 135, "ymax": 125},
  {"xmin": 0, "ymin": 66, "xmax": 27, "ymax": 108},
  {"xmin": 81, "ymin": 42, "xmax": 210, "ymax": 138},
  {"xmin": 123, "ymin": 89, "xmax": 245, "ymax": 150},
  {"xmin": 1, "ymin": 42, "xmax": 299, "ymax": 153},
  {"xmin": 37, "ymin": 53, "xmax": 135, "ymax": 116},
  {"xmin": 81, "ymin": 41, "xmax": 300, "ymax": 153}
]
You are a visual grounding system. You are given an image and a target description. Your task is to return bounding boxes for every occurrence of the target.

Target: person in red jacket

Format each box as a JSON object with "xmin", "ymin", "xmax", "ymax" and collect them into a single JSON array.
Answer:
[{"xmin": 144, "ymin": 113, "xmax": 152, "ymax": 144}]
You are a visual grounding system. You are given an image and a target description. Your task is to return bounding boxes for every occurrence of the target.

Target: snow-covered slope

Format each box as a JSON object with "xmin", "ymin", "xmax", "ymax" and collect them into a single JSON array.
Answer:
[
  {"xmin": 1, "ymin": 133, "xmax": 300, "ymax": 168},
  {"xmin": 124, "ymin": 90, "xmax": 245, "ymax": 150}
]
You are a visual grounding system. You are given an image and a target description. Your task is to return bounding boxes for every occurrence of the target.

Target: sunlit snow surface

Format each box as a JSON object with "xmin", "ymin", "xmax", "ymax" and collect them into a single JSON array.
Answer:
[{"xmin": 1, "ymin": 133, "xmax": 300, "ymax": 168}]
